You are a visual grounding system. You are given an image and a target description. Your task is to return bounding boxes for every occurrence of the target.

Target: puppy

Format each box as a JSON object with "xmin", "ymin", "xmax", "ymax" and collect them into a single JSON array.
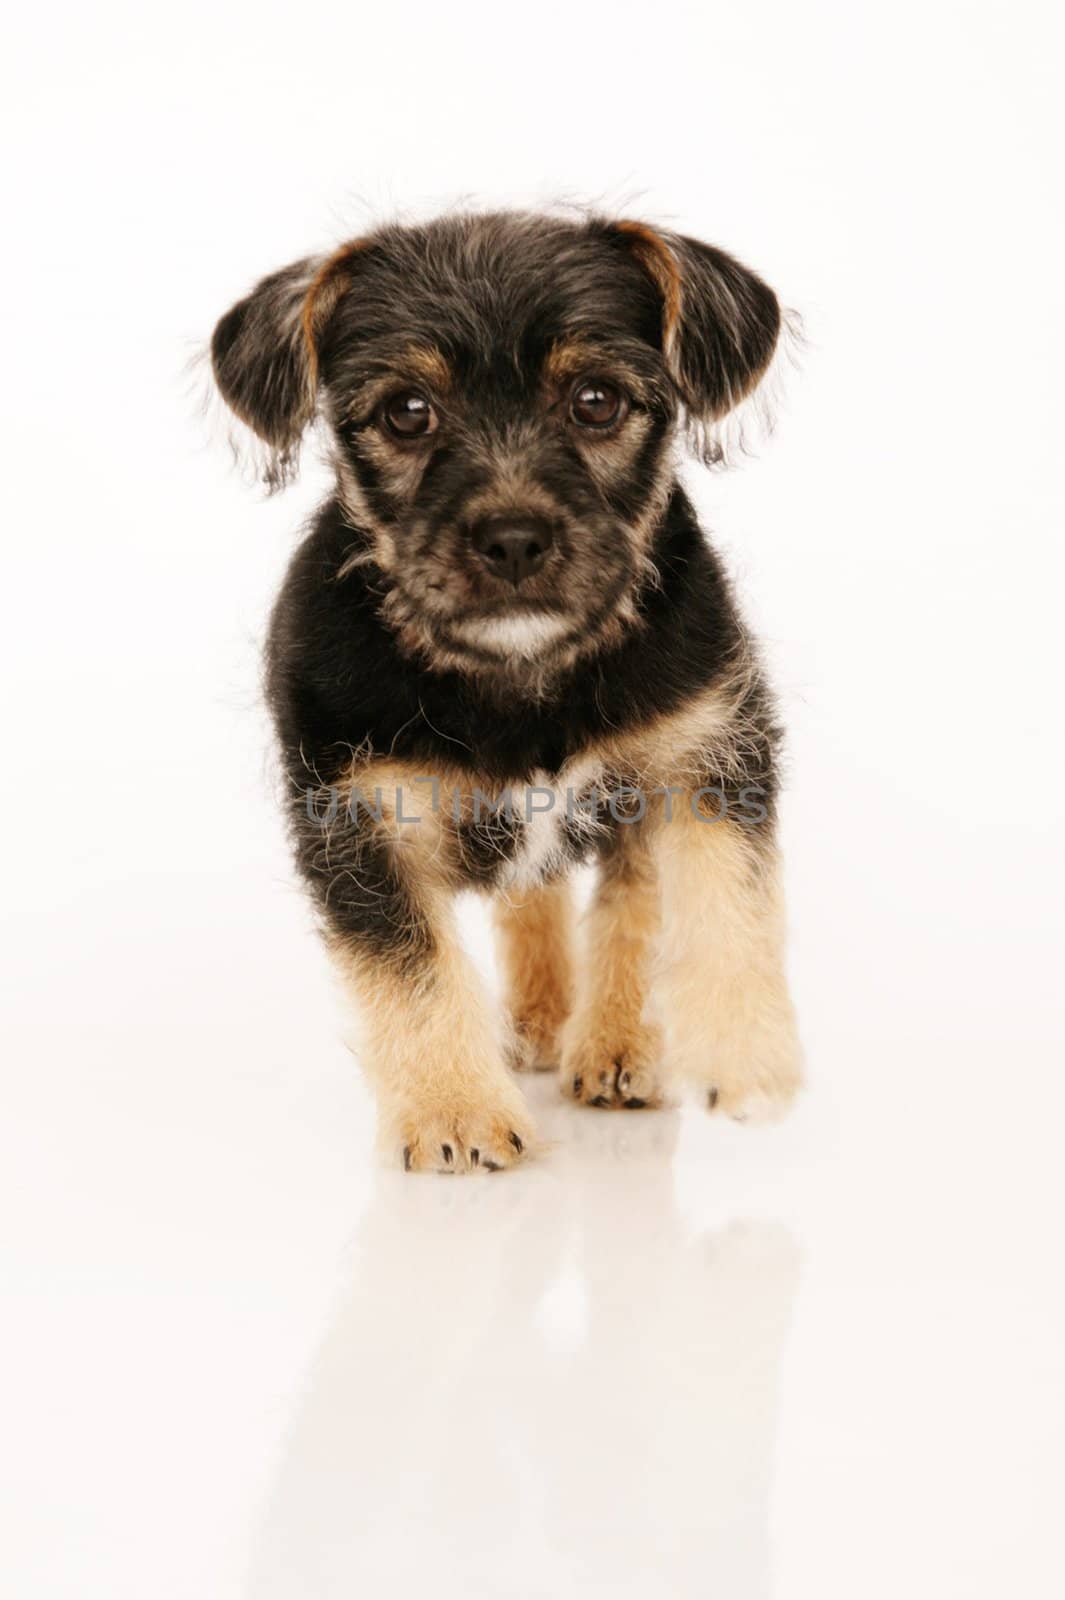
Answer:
[{"xmin": 211, "ymin": 211, "xmax": 802, "ymax": 1172}]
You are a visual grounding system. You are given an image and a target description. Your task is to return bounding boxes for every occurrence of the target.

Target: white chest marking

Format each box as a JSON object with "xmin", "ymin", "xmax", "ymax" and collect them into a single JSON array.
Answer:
[{"xmin": 501, "ymin": 758, "xmax": 605, "ymax": 889}]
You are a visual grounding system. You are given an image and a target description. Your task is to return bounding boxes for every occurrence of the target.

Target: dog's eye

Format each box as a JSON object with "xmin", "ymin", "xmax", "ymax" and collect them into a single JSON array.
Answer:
[
  {"xmin": 570, "ymin": 380, "xmax": 626, "ymax": 430},
  {"xmin": 382, "ymin": 392, "xmax": 438, "ymax": 439}
]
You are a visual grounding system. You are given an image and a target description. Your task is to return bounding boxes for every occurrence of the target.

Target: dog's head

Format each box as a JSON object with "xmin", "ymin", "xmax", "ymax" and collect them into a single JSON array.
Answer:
[{"xmin": 211, "ymin": 212, "xmax": 781, "ymax": 675}]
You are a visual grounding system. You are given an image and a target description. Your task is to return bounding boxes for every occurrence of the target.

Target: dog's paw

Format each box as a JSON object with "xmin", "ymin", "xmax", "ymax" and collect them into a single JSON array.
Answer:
[
  {"xmin": 698, "ymin": 1026, "xmax": 803, "ymax": 1124},
  {"xmin": 392, "ymin": 1082, "xmax": 536, "ymax": 1173},
  {"xmin": 706, "ymin": 1078, "xmax": 801, "ymax": 1122},
  {"xmin": 506, "ymin": 1016, "xmax": 563, "ymax": 1074},
  {"xmin": 562, "ymin": 1018, "xmax": 665, "ymax": 1109},
  {"xmin": 664, "ymin": 975, "xmax": 803, "ymax": 1124}
]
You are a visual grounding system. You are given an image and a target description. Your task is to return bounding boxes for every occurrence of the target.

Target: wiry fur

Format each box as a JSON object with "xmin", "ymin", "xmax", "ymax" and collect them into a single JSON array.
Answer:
[{"xmin": 209, "ymin": 208, "xmax": 803, "ymax": 1172}]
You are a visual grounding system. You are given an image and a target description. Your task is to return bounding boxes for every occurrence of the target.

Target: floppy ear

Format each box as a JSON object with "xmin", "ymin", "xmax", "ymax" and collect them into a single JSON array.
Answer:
[
  {"xmin": 210, "ymin": 257, "xmax": 322, "ymax": 488},
  {"xmin": 611, "ymin": 221, "xmax": 782, "ymax": 428},
  {"xmin": 210, "ymin": 242, "xmax": 365, "ymax": 489}
]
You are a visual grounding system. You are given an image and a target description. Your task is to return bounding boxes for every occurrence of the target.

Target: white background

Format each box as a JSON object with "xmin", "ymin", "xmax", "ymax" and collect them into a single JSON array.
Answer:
[{"xmin": 2, "ymin": 2, "xmax": 1063, "ymax": 1596}]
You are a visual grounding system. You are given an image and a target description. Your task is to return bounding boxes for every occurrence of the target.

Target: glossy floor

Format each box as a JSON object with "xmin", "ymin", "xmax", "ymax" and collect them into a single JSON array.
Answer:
[{"xmin": 4, "ymin": 899, "xmax": 1062, "ymax": 1598}]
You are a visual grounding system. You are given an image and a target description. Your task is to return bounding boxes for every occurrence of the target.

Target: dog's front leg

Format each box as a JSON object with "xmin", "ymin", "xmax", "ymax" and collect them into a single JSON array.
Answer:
[
  {"xmin": 331, "ymin": 899, "xmax": 535, "ymax": 1171},
  {"xmin": 654, "ymin": 802, "xmax": 803, "ymax": 1120},
  {"xmin": 561, "ymin": 828, "xmax": 666, "ymax": 1108},
  {"xmin": 311, "ymin": 778, "xmax": 534, "ymax": 1173},
  {"xmin": 494, "ymin": 880, "xmax": 575, "ymax": 1071}
]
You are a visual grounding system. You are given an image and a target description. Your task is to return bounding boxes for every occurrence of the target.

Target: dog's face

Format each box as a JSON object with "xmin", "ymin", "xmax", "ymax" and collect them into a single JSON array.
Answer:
[{"xmin": 212, "ymin": 213, "xmax": 780, "ymax": 676}]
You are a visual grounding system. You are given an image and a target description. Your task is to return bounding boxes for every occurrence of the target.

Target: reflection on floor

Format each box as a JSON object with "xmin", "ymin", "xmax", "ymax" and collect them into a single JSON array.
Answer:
[
  {"xmin": 248, "ymin": 1081, "xmax": 800, "ymax": 1598},
  {"xmin": 5, "ymin": 1012, "xmax": 1063, "ymax": 1600}
]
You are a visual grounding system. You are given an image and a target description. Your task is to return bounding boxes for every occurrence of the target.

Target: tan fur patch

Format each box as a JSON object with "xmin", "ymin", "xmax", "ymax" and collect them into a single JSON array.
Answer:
[
  {"xmin": 653, "ymin": 810, "xmax": 802, "ymax": 1118},
  {"xmin": 541, "ymin": 337, "xmax": 655, "ymax": 407},
  {"xmin": 494, "ymin": 880, "xmax": 575, "ymax": 1070},
  {"xmin": 461, "ymin": 459, "xmax": 566, "ymax": 531},
  {"xmin": 334, "ymin": 755, "xmax": 463, "ymax": 890},
  {"xmin": 585, "ymin": 653, "xmax": 760, "ymax": 797},
  {"xmin": 614, "ymin": 220, "xmax": 684, "ymax": 356},
  {"xmin": 561, "ymin": 831, "xmax": 664, "ymax": 1107},
  {"xmin": 330, "ymin": 919, "xmax": 535, "ymax": 1173},
  {"xmin": 301, "ymin": 237, "xmax": 370, "ymax": 389},
  {"xmin": 402, "ymin": 343, "xmax": 452, "ymax": 392}
]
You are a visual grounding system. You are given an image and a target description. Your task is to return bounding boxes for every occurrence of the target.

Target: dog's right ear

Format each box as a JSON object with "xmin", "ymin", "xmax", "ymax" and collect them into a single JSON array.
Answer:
[
  {"xmin": 211, "ymin": 258, "xmax": 322, "ymax": 488},
  {"xmin": 210, "ymin": 242, "xmax": 365, "ymax": 489}
]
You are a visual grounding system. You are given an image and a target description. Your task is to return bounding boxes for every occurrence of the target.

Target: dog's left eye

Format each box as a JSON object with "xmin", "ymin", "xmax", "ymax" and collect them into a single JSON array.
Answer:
[
  {"xmin": 570, "ymin": 380, "xmax": 627, "ymax": 430},
  {"xmin": 381, "ymin": 392, "xmax": 439, "ymax": 439}
]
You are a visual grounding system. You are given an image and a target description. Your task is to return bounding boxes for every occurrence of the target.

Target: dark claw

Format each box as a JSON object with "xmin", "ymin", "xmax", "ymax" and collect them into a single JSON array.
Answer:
[
  {"xmin": 441, "ymin": 1144, "xmax": 453, "ymax": 1164},
  {"xmin": 590, "ymin": 1094, "xmax": 611, "ymax": 1108},
  {"xmin": 708, "ymin": 1087, "xmax": 719, "ymax": 1110},
  {"xmin": 483, "ymin": 1159, "xmax": 502, "ymax": 1172},
  {"xmin": 403, "ymin": 1145, "xmax": 412, "ymax": 1171},
  {"xmin": 572, "ymin": 1076, "xmax": 584, "ymax": 1097},
  {"xmin": 470, "ymin": 1148, "xmax": 480, "ymax": 1166},
  {"xmin": 623, "ymin": 1097, "xmax": 647, "ymax": 1109},
  {"xmin": 509, "ymin": 1131, "xmax": 524, "ymax": 1153}
]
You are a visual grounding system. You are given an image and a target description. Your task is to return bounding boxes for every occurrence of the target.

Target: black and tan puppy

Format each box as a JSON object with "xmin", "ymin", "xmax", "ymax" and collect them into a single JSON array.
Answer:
[{"xmin": 211, "ymin": 211, "xmax": 802, "ymax": 1172}]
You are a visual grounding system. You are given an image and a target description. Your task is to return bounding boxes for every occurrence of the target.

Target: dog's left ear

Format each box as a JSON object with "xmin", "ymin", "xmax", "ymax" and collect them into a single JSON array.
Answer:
[{"xmin": 610, "ymin": 221, "xmax": 781, "ymax": 424}]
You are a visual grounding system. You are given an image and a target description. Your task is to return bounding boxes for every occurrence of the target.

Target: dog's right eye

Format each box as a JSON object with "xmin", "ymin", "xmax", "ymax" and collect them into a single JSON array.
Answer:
[{"xmin": 381, "ymin": 392, "xmax": 439, "ymax": 439}]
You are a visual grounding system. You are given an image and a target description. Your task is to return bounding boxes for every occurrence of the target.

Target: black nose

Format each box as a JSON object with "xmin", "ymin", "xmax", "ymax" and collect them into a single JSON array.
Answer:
[{"xmin": 469, "ymin": 515, "xmax": 555, "ymax": 586}]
